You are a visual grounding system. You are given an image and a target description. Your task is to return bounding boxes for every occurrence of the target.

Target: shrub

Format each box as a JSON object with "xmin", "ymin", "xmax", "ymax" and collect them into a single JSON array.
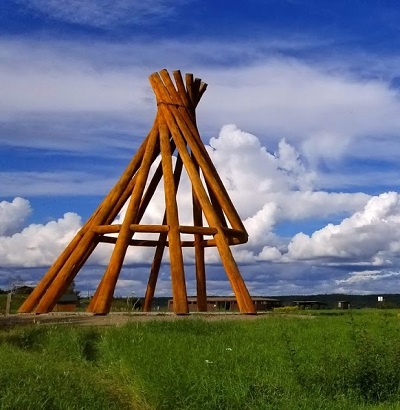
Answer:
[{"xmin": 273, "ymin": 305, "xmax": 300, "ymax": 313}]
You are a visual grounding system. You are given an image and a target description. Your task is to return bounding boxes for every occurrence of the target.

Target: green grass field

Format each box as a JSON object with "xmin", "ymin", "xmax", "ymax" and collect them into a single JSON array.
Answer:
[{"xmin": 1, "ymin": 309, "xmax": 400, "ymax": 409}]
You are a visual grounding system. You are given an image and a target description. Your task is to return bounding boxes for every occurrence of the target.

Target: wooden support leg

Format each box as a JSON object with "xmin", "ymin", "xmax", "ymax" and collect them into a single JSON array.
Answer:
[
  {"xmin": 143, "ymin": 153, "xmax": 184, "ymax": 312},
  {"xmin": 192, "ymin": 156, "xmax": 207, "ymax": 312},
  {"xmin": 212, "ymin": 234, "xmax": 255, "ymax": 314},
  {"xmin": 143, "ymin": 232, "xmax": 167, "ymax": 312},
  {"xmin": 206, "ymin": 180, "xmax": 228, "ymax": 228},
  {"xmin": 159, "ymin": 122, "xmax": 188, "ymax": 314},
  {"xmin": 194, "ymin": 238, "xmax": 207, "ymax": 311}
]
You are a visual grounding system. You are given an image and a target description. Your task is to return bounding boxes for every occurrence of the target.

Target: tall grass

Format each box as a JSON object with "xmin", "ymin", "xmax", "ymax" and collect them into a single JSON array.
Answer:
[{"xmin": 1, "ymin": 310, "xmax": 400, "ymax": 409}]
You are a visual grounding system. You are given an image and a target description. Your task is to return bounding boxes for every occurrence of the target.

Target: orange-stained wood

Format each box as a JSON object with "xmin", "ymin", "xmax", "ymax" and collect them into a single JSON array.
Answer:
[
  {"xmin": 91, "ymin": 123, "xmax": 160, "ymax": 314},
  {"xmin": 142, "ymin": 233, "xmax": 167, "ymax": 311},
  {"xmin": 159, "ymin": 121, "xmax": 188, "ymax": 314},
  {"xmin": 178, "ymin": 226, "xmax": 217, "ymax": 235},
  {"xmin": 149, "ymin": 72, "xmax": 255, "ymax": 313},
  {"xmin": 30, "ymin": 122, "xmax": 162, "ymax": 314},
  {"xmin": 192, "ymin": 154, "xmax": 207, "ymax": 312},
  {"xmin": 22, "ymin": 70, "xmax": 255, "ymax": 316},
  {"xmin": 18, "ymin": 129, "xmax": 154, "ymax": 313},
  {"xmin": 143, "ymin": 152, "xmax": 184, "ymax": 311},
  {"xmin": 92, "ymin": 224, "xmax": 169, "ymax": 234}
]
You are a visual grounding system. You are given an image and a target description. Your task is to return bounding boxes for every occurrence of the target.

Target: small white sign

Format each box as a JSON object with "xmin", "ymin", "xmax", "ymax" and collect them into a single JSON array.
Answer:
[{"xmin": 378, "ymin": 296, "xmax": 384, "ymax": 302}]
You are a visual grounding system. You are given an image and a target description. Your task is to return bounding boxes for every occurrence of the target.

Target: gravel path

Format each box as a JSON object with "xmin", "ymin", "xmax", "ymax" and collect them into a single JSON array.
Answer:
[{"xmin": 0, "ymin": 311, "xmax": 280, "ymax": 328}]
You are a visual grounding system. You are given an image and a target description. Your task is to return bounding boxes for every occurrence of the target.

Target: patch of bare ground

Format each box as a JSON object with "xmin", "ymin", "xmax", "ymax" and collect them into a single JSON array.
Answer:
[{"xmin": 0, "ymin": 311, "xmax": 314, "ymax": 328}]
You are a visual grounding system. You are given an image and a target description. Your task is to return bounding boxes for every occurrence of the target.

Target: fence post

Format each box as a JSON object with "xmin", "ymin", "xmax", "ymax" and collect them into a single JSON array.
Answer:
[{"xmin": 6, "ymin": 292, "xmax": 12, "ymax": 315}]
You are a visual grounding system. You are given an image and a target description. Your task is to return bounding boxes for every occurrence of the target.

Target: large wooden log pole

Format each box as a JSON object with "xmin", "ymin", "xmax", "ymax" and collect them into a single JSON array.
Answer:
[
  {"xmin": 192, "ymin": 163, "xmax": 207, "ymax": 312},
  {"xmin": 143, "ymin": 153, "xmax": 184, "ymax": 311},
  {"xmin": 142, "ymin": 232, "xmax": 167, "ymax": 312},
  {"xmin": 205, "ymin": 179, "xmax": 228, "ymax": 228},
  {"xmin": 136, "ymin": 155, "xmax": 163, "ymax": 222},
  {"xmin": 159, "ymin": 122, "xmax": 188, "ymax": 314},
  {"xmin": 92, "ymin": 224, "xmax": 170, "ymax": 234},
  {"xmin": 184, "ymin": 73, "xmax": 194, "ymax": 106},
  {"xmin": 185, "ymin": 73, "xmax": 200, "ymax": 109},
  {"xmin": 91, "ymin": 124, "xmax": 160, "ymax": 314},
  {"xmin": 173, "ymin": 71, "xmax": 193, "ymax": 110},
  {"xmin": 149, "ymin": 73, "xmax": 255, "ymax": 314},
  {"xmin": 184, "ymin": 71, "xmax": 212, "ymax": 310}
]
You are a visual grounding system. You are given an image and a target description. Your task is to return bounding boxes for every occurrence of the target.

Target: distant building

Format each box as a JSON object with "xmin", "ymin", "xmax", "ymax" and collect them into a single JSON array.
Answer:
[
  {"xmin": 168, "ymin": 296, "xmax": 282, "ymax": 312},
  {"xmin": 337, "ymin": 301, "xmax": 350, "ymax": 309}
]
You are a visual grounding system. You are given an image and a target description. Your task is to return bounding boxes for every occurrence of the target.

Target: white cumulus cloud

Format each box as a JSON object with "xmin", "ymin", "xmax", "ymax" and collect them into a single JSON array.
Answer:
[
  {"xmin": 0, "ymin": 197, "xmax": 32, "ymax": 236},
  {"xmin": 287, "ymin": 192, "xmax": 400, "ymax": 264},
  {"xmin": 0, "ymin": 212, "xmax": 81, "ymax": 267}
]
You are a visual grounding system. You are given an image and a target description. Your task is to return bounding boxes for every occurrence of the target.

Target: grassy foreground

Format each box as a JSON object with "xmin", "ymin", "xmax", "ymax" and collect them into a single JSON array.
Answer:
[{"xmin": 1, "ymin": 310, "xmax": 400, "ymax": 409}]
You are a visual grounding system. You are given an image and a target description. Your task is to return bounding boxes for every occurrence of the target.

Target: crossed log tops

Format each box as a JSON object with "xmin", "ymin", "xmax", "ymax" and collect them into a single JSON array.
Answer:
[{"xmin": 19, "ymin": 70, "xmax": 256, "ymax": 315}]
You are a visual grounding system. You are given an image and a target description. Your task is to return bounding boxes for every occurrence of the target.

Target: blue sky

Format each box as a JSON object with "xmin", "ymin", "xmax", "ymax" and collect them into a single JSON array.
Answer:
[{"xmin": 2, "ymin": 0, "xmax": 400, "ymax": 297}]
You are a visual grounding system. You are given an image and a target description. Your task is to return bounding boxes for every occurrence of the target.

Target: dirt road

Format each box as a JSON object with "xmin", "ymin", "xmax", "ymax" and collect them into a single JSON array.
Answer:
[{"xmin": 0, "ymin": 311, "xmax": 277, "ymax": 328}]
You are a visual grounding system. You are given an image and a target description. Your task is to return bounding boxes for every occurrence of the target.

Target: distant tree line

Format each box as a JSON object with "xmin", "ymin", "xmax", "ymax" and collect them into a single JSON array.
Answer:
[
  {"xmin": 148, "ymin": 294, "xmax": 400, "ymax": 309},
  {"xmin": 0, "ymin": 286, "xmax": 34, "ymax": 295},
  {"xmin": 276, "ymin": 294, "xmax": 400, "ymax": 309},
  {"xmin": 0, "ymin": 281, "xmax": 80, "ymax": 297}
]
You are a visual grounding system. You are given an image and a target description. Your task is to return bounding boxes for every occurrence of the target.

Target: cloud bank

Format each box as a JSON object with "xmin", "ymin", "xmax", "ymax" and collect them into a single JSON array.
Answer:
[
  {"xmin": 1, "ymin": 125, "xmax": 389, "ymax": 296},
  {"xmin": 2, "ymin": 38, "xmax": 400, "ymax": 161}
]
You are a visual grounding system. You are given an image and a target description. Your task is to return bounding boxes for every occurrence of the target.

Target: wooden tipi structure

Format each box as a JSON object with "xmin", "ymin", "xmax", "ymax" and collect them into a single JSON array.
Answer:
[{"xmin": 19, "ymin": 69, "xmax": 256, "ymax": 315}]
